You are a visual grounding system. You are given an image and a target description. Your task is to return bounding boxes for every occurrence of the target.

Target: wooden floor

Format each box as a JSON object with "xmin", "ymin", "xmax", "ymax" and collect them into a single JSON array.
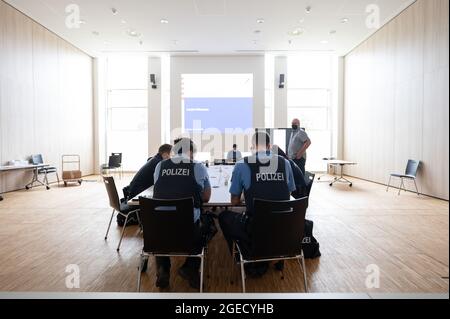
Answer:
[{"xmin": 0, "ymin": 174, "xmax": 448, "ymax": 293}]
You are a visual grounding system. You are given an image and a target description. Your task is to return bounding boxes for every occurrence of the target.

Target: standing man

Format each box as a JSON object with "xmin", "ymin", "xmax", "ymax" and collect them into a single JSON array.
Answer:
[
  {"xmin": 288, "ymin": 118, "xmax": 311, "ymax": 174},
  {"xmin": 226, "ymin": 144, "xmax": 242, "ymax": 162},
  {"xmin": 152, "ymin": 138, "xmax": 213, "ymax": 289}
]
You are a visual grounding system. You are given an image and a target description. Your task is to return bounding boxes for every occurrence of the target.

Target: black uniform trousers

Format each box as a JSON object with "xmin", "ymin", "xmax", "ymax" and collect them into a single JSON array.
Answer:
[
  {"xmin": 293, "ymin": 157, "xmax": 306, "ymax": 175},
  {"xmin": 218, "ymin": 210, "xmax": 251, "ymax": 254}
]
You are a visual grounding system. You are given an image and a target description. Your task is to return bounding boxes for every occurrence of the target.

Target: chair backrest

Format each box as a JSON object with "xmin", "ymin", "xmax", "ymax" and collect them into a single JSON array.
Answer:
[
  {"xmin": 103, "ymin": 176, "xmax": 121, "ymax": 211},
  {"xmin": 405, "ymin": 160, "xmax": 420, "ymax": 177},
  {"xmin": 139, "ymin": 197, "xmax": 196, "ymax": 254},
  {"xmin": 108, "ymin": 154, "xmax": 122, "ymax": 168},
  {"xmin": 112, "ymin": 153, "xmax": 122, "ymax": 163},
  {"xmin": 31, "ymin": 154, "xmax": 44, "ymax": 165},
  {"xmin": 304, "ymin": 171, "xmax": 315, "ymax": 197},
  {"xmin": 249, "ymin": 197, "xmax": 308, "ymax": 260}
]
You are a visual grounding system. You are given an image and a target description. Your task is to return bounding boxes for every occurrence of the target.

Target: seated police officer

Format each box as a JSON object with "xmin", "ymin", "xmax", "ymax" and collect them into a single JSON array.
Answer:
[
  {"xmin": 152, "ymin": 138, "xmax": 213, "ymax": 289},
  {"xmin": 128, "ymin": 144, "xmax": 172, "ymax": 200},
  {"xmin": 219, "ymin": 132, "xmax": 296, "ymax": 276}
]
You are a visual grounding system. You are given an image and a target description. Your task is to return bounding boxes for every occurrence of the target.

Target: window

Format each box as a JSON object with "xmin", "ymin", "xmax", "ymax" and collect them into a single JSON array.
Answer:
[
  {"xmin": 106, "ymin": 56, "xmax": 148, "ymax": 171},
  {"xmin": 287, "ymin": 53, "xmax": 335, "ymax": 172}
]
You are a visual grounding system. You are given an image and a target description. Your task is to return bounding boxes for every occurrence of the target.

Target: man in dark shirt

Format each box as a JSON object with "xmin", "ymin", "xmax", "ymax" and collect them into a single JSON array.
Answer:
[{"xmin": 127, "ymin": 144, "xmax": 172, "ymax": 199}]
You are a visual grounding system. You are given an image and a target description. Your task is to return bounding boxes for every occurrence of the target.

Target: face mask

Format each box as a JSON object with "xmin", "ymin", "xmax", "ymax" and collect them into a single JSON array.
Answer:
[{"xmin": 292, "ymin": 124, "xmax": 299, "ymax": 130}]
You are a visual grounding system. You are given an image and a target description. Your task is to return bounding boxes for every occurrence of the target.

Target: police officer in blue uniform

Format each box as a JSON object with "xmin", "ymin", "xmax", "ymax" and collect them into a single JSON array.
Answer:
[
  {"xmin": 152, "ymin": 138, "xmax": 213, "ymax": 289},
  {"xmin": 219, "ymin": 132, "xmax": 296, "ymax": 276}
]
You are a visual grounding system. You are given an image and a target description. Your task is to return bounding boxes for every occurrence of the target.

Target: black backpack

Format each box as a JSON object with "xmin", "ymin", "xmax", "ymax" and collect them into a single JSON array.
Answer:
[
  {"xmin": 117, "ymin": 187, "xmax": 139, "ymax": 227},
  {"xmin": 302, "ymin": 219, "xmax": 321, "ymax": 259}
]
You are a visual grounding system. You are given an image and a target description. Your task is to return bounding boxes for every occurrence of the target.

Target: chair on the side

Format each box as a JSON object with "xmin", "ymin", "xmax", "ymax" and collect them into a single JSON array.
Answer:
[
  {"xmin": 304, "ymin": 172, "xmax": 315, "ymax": 208},
  {"xmin": 26, "ymin": 154, "xmax": 60, "ymax": 190},
  {"xmin": 137, "ymin": 197, "xmax": 207, "ymax": 293},
  {"xmin": 231, "ymin": 197, "xmax": 308, "ymax": 293},
  {"xmin": 386, "ymin": 160, "xmax": 420, "ymax": 195},
  {"xmin": 101, "ymin": 153, "xmax": 122, "ymax": 178},
  {"xmin": 103, "ymin": 176, "xmax": 140, "ymax": 251}
]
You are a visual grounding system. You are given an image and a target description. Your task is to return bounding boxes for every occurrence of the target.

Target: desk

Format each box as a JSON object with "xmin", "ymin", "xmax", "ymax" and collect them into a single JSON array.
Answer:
[
  {"xmin": 128, "ymin": 165, "xmax": 240, "ymax": 207},
  {"xmin": 0, "ymin": 164, "xmax": 50, "ymax": 194},
  {"xmin": 128, "ymin": 165, "xmax": 296, "ymax": 207},
  {"xmin": 326, "ymin": 160, "xmax": 357, "ymax": 187}
]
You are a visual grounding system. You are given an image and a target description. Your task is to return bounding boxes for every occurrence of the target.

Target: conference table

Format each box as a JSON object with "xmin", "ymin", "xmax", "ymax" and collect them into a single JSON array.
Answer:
[{"xmin": 128, "ymin": 165, "xmax": 242, "ymax": 208}]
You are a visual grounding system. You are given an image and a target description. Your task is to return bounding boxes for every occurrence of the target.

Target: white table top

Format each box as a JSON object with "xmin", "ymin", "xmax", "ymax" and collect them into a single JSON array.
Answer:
[
  {"xmin": 0, "ymin": 164, "xmax": 49, "ymax": 172},
  {"xmin": 325, "ymin": 160, "xmax": 357, "ymax": 165},
  {"xmin": 128, "ymin": 165, "xmax": 237, "ymax": 207}
]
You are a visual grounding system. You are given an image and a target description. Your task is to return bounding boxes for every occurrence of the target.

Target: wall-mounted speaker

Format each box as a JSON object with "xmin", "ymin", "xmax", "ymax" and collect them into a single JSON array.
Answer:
[
  {"xmin": 150, "ymin": 74, "xmax": 157, "ymax": 89},
  {"xmin": 279, "ymin": 74, "xmax": 285, "ymax": 89}
]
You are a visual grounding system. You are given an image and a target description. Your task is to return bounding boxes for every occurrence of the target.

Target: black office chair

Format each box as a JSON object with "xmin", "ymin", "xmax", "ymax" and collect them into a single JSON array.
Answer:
[
  {"xmin": 386, "ymin": 160, "xmax": 420, "ymax": 195},
  {"xmin": 26, "ymin": 154, "xmax": 60, "ymax": 190},
  {"xmin": 103, "ymin": 176, "xmax": 140, "ymax": 251},
  {"xmin": 101, "ymin": 153, "xmax": 122, "ymax": 178},
  {"xmin": 304, "ymin": 172, "xmax": 315, "ymax": 208},
  {"xmin": 231, "ymin": 197, "xmax": 308, "ymax": 293},
  {"xmin": 137, "ymin": 197, "xmax": 207, "ymax": 293}
]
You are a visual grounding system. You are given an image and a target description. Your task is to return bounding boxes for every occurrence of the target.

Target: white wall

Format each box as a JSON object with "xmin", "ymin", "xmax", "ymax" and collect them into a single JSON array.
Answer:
[
  {"xmin": 343, "ymin": 0, "xmax": 449, "ymax": 200},
  {"xmin": 0, "ymin": 0, "xmax": 94, "ymax": 192}
]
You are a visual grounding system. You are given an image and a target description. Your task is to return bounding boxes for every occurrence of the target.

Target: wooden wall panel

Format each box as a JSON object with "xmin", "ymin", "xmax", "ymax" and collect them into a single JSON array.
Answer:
[
  {"xmin": 0, "ymin": 0, "xmax": 94, "ymax": 192},
  {"xmin": 344, "ymin": 0, "xmax": 449, "ymax": 200}
]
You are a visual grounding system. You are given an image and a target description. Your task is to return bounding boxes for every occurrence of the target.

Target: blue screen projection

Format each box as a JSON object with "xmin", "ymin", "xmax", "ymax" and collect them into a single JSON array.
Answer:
[
  {"xmin": 184, "ymin": 97, "xmax": 253, "ymax": 132},
  {"xmin": 182, "ymin": 74, "xmax": 254, "ymax": 132}
]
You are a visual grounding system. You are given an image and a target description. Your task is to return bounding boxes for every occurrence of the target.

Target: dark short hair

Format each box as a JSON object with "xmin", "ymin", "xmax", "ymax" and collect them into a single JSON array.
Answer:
[
  {"xmin": 158, "ymin": 144, "xmax": 172, "ymax": 155},
  {"xmin": 173, "ymin": 138, "xmax": 196, "ymax": 155},
  {"xmin": 252, "ymin": 132, "xmax": 271, "ymax": 147},
  {"xmin": 233, "ymin": 144, "xmax": 237, "ymax": 148}
]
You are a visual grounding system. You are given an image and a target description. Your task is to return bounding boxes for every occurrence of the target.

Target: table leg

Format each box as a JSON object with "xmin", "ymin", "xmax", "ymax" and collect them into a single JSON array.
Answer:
[
  {"xmin": 25, "ymin": 167, "xmax": 45, "ymax": 190},
  {"xmin": 329, "ymin": 164, "xmax": 353, "ymax": 187}
]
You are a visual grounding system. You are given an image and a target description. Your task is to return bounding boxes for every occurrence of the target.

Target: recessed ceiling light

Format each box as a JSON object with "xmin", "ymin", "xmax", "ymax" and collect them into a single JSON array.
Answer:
[
  {"xmin": 288, "ymin": 28, "xmax": 304, "ymax": 36},
  {"xmin": 126, "ymin": 29, "xmax": 141, "ymax": 37},
  {"xmin": 92, "ymin": 31, "xmax": 100, "ymax": 36},
  {"xmin": 341, "ymin": 18, "xmax": 349, "ymax": 23},
  {"xmin": 79, "ymin": 19, "xmax": 86, "ymax": 24},
  {"xmin": 256, "ymin": 18, "xmax": 265, "ymax": 24},
  {"xmin": 160, "ymin": 19, "xmax": 169, "ymax": 24},
  {"xmin": 320, "ymin": 40, "xmax": 329, "ymax": 44},
  {"xmin": 305, "ymin": 6, "xmax": 311, "ymax": 14},
  {"xmin": 121, "ymin": 20, "xmax": 127, "ymax": 24},
  {"xmin": 111, "ymin": 8, "xmax": 118, "ymax": 15}
]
